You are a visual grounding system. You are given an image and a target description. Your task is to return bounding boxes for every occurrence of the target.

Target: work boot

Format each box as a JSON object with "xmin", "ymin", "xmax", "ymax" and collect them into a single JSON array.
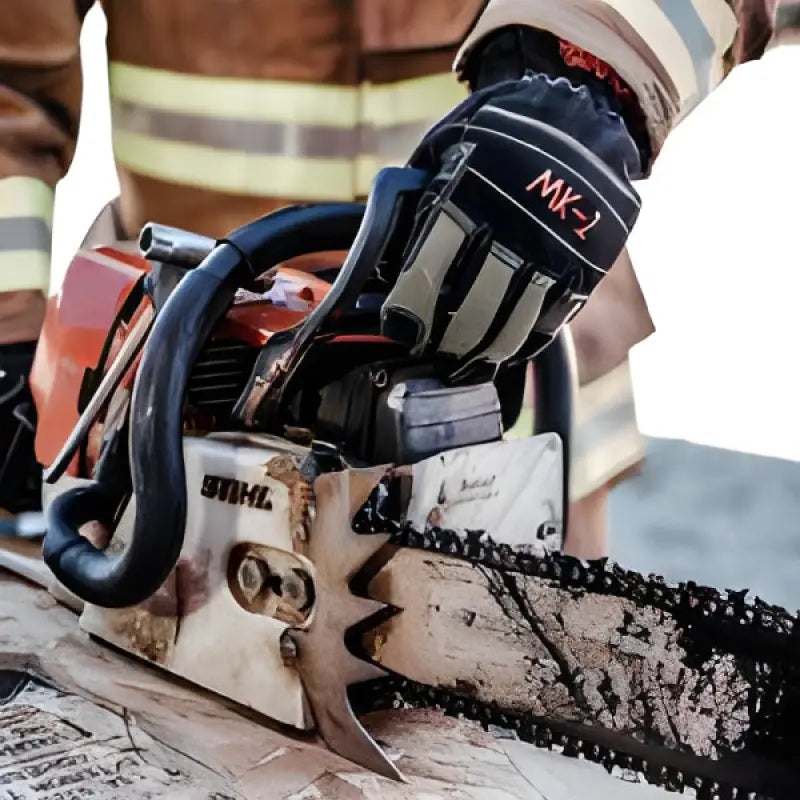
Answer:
[{"xmin": 0, "ymin": 342, "xmax": 41, "ymax": 514}]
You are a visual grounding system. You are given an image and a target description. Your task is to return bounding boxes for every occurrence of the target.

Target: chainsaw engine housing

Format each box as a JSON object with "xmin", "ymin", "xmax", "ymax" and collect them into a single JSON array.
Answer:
[
  {"xmin": 314, "ymin": 362, "xmax": 503, "ymax": 466},
  {"xmin": 33, "ymin": 174, "xmax": 571, "ymax": 777}
]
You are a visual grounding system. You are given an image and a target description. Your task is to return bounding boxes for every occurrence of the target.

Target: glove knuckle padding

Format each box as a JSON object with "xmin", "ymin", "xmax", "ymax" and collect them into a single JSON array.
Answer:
[{"xmin": 382, "ymin": 74, "xmax": 641, "ymax": 373}]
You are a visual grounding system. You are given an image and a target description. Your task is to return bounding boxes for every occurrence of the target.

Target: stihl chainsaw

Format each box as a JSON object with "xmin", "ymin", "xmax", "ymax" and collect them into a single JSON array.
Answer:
[{"xmin": 28, "ymin": 161, "xmax": 800, "ymax": 800}]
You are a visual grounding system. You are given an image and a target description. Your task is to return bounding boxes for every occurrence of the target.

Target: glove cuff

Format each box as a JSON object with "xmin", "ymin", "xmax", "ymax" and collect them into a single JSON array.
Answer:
[{"xmin": 462, "ymin": 26, "xmax": 651, "ymax": 171}]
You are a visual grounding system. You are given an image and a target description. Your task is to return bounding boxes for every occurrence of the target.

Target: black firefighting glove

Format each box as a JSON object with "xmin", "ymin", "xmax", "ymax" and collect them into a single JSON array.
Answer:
[{"xmin": 381, "ymin": 27, "xmax": 643, "ymax": 378}]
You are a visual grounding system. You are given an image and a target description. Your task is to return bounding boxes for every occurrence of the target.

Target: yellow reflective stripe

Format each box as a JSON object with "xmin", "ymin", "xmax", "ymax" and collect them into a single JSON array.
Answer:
[
  {"xmin": 689, "ymin": 0, "xmax": 738, "ymax": 93},
  {"xmin": 111, "ymin": 62, "xmax": 467, "ymax": 130},
  {"xmin": 569, "ymin": 417, "xmax": 644, "ymax": 501},
  {"xmin": 109, "ymin": 62, "xmax": 359, "ymax": 128},
  {"xmin": 355, "ymin": 156, "xmax": 384, "ymax": 198},
  {"xmin": 605, "ymin": 0, "xmax": 699, "ymax": 109},
  {"xmin": 0, "ymin": 177, "xmax": 54, "ymax": 229},
  {"xmin": 0, "ymin": 177, "xmax": 53, "ymax": 293},
  {"xmin": 0, "ymin": 250, "xmax": 50, "ymax": 293},
  {"xmin": 113, "ymin": 129, "xmax": 356, "ymax": 201},
  {"xmin": 574, "ymin": 358, "xmax": 637, "ymax": 429},
  {"xmin": 651, "ymin": 0, "xmax": 736, "ymax": 114},
  {"xmin": 361, "ymin": 73, "xmax": 467, "ymax": 128},
  {"xmin": 355, "ymin": 153, "xmax": 419, "ymax": 197},
  {"xmin": 111, "ymin": 65, "xmax": 467, "ymax": 198}
]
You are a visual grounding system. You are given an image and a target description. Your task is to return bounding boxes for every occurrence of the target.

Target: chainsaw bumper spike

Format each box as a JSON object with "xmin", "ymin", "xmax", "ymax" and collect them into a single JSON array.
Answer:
[{"xmin": 293, "ymin": 467, "xmax": 401, "ymax": 781}]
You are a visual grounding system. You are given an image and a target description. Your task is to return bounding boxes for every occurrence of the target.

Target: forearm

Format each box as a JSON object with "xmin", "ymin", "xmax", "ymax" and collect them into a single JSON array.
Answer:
[{"xmin": 456, "ymin": 0, "xmax": 775, "ymax": 172}]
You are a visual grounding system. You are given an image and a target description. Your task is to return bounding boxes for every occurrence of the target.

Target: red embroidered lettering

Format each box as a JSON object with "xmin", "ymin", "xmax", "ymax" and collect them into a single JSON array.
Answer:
[
  {"xmin": 526, "ymin": 170, "xmax": 564, "ymax": 206},
  {"xmin": 526, "ymin": 169, "xmax": 601, "ymax": 240},
  {"xmin": 572, "ymin": 209, "xmax": 601, "ymax": 240},
  {"xmin": 551, "ymin": 186, "xmax": 583, "ymax": 219}
]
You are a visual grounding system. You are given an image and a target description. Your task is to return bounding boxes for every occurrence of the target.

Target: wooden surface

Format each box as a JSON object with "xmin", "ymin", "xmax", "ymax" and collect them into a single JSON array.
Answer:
[{"xmin": 0, "ymin": 569, "xmax": 671, "ymax": 799}]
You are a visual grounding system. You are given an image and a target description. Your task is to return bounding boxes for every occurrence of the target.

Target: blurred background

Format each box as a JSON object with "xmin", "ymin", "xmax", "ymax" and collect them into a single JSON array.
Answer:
[{"xmin": 55, "ymin": 7, "xmax": 800, "ymax": 610}]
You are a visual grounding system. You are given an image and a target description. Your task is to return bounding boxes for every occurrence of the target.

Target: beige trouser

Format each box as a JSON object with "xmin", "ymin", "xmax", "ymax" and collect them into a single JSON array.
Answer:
[
  {"xmin": 505, "ymin": 358, "xmax": 643, "ymax": 503},
  {"xmin": 570, "ymin": 359, "xmax": 643, "ymax": 502}
]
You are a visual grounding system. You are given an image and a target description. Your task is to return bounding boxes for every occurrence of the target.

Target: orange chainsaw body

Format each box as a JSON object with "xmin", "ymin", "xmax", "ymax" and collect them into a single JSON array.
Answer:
[{"xmin": 29, "ymin": 247, "xmax": 333, "ymax": 476}]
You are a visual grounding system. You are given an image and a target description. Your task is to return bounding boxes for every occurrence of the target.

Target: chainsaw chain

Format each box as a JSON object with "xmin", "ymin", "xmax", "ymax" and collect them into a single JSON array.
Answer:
[{"xmin": 352, "ymin": 507, "xmax": 800, "ymax": 799}]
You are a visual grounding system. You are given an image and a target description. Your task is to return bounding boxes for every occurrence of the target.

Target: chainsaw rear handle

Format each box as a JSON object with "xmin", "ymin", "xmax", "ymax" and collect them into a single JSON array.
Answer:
[{"xmin": 43, "ymin": 203, "xmax": 367, "ymax": 609}]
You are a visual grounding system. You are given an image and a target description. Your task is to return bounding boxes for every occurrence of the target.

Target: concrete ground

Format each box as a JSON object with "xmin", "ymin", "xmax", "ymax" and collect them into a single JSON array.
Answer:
[{"xmin": 608, "ymin": 437, "xmax": 800, "ymax": 612}]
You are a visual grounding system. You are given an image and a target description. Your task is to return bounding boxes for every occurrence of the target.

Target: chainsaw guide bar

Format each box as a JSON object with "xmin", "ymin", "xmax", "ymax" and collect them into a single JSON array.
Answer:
[{"xmin": 346, "ymin": 502, "xmax": 800, "ymax": 800}]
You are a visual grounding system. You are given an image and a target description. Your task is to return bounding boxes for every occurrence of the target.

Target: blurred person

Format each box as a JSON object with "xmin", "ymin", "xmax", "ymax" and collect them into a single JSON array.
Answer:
[
  {"xmin": 562, "ymin": 250, "xmax": 654, "ymax": 558},
  {"xmin": 0, "ymin": 1, "xmax": 777, "ymax": 561}
]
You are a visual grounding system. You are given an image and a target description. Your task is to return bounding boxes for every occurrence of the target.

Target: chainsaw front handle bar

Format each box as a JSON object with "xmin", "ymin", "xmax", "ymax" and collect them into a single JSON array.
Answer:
[
  {"xmin": 44, "ymin": 201, "xmax": 369, "ymax": 608},
  {"xmin": 139, "ymin": 222, "xmax": 216, "ymax": 267}
]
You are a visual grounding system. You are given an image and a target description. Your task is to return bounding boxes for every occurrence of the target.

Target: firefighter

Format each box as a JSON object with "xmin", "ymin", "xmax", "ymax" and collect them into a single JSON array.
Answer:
[{"xmin": 0, "ymin": 1, "xmax": 780, "ymax": 557}]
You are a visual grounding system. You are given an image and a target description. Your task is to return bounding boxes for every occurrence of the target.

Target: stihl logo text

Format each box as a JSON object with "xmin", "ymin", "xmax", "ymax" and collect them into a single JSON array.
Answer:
[
  {"xmin": 525, "ymin": 170, "xmax": 601, "ymax": 240},
  {"xmin": 201, "ymin": 474, "xmax": 273, "ymax": 511}
]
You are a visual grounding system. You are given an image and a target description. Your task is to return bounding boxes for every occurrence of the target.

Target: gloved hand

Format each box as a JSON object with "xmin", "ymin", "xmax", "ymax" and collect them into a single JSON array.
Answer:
[{"xmin": 381, "ymin": 53, "xmax": 642, "ymax": 378}]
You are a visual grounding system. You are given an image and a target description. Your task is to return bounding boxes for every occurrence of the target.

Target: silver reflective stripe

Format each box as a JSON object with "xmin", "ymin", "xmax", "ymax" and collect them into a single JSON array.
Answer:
[
  {"xmin": 477, "ymin": 273, "xmax": 556, "ymax": 364},
  {"xmin": 113, "ymin": 100, "xmax": 434, "ymax": 162},
  {"xmin": 439, "ymin": 252, "xmax": 513, "ymax": 357},
  {"xmin": 360, "ymin": 119, "xmax": 436, "ymax": 161},
  {"xmin": 112, "ymin": 100, "xmax": 359, "ymax": 159},
  {"xmin": 383, "ymin": 209, "xmax": 468, "ymax": 352},
  {"xmin": 656, "ymin": 0, "xmax": 715, "ymax": 102},
  {"xmin": 0, "ymin": 218, "xmax": 51, "ymax": 253}
]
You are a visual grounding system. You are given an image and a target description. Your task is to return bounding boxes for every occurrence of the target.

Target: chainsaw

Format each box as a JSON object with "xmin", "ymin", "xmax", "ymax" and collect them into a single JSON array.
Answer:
[{"xmin": 26, "ymin": 162, "xmax": 800, "ymax": 800}]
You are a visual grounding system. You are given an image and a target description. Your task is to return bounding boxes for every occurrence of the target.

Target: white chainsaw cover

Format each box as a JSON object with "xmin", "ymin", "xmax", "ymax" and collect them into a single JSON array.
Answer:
[
  {"xmin": 78, "ymin": 433, "xmax": 314, "ymax": 730},
  {"xmin": 407, "ymin": 432, "xmax": 563, "ymax": 553}
]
